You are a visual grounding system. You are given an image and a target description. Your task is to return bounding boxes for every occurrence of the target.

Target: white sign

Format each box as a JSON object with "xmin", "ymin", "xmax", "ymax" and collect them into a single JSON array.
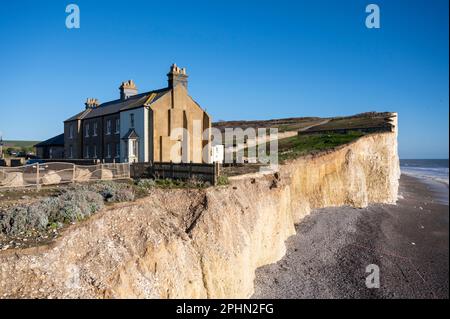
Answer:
[{"xmin": 211, "ymin": 145, "xmax": 224, "ymax": 164}]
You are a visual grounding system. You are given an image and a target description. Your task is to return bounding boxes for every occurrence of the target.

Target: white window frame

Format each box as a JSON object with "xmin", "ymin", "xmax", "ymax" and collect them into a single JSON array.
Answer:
[
  {"xmin": 93, "ymin": 122, "xmax": 98, "ymax": 137},
  {"xmin": 106, "ymin": 120, "xmax": 112, "ymax": 135},
  {"xmin": 130, "ymin": 139, "xmax": 138, "ymax": 157},
  {"xmin": 106, "ymin": 144, "xmax": 111, "ymax": 158},
  {"xmin": 85, "ymin": 123, "xmax": 90, "ymax": 138},
  {"xmin": 115, "ymin": 118, "xmax": 120, "ymax": 134},
  {"xmin": 85, "ymin": 145, "xmax": 89, "ymax": 158},
  {"xmin": 69, "ymin": 124, "xmax": 74, "ymax": 139},
  {"xmin": 93, "ymin": 145, "xmax": 97, "ymax": 158}
]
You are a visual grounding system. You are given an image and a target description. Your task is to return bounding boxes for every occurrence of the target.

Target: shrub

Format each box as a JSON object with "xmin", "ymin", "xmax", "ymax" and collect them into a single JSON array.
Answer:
[
  {"xmin": 217, "ymin": 175, "xmax": 229, "ymax": 186},
  {"xmin": 81, "ymin": 181, "xmax": 135, "ymax": 203},
  {"xmin": 27, "ymin": 202, "xmax": 50, "ymax": 231},
  {"xmin": 0, "ymin": 206, "xmax": 28, "ymax": 236},
  {"xmin": 0, "ymin": 189, "xmax": 104, "ymax": 236},
  {"xmin": 136, "ymin": 179, "xmax": 156, "ymax": 189},
  {"xmin": 185, "ymin": 177, "xmax": 209, "ymax": 188},
  {"xmin": 57, "ymin": 190, "xmax": 104, "ymax": 223},
  {"xmin": 134, "ymin": 179, "xmax": 156, "ymax": 197}
]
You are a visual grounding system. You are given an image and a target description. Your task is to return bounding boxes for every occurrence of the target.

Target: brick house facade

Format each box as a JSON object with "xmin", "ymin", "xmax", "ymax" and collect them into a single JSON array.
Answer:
[{"xmin": 64, "ymin": 64, "xmax": 211, "ymax": 163}]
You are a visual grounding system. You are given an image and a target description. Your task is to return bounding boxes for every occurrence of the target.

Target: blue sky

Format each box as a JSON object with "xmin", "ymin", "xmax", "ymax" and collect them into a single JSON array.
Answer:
[{"xmin": 0, "ymin": 0, "xmax": 448, "ymax": 159}]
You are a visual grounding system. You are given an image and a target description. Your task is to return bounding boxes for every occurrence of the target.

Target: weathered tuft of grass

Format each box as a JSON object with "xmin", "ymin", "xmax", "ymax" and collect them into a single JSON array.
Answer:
[{"xmin": 217, "ymin": 175, "xmax": 229, "ymax": 186}]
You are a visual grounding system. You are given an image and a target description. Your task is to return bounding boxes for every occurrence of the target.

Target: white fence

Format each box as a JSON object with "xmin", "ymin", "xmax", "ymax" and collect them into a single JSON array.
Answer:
[{"xmin": 0, "ymin": 162, "xmax": 130, "ymax": 189}]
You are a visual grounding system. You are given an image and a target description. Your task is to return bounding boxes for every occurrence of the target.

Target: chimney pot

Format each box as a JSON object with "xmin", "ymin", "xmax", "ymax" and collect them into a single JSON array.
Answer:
[
  {"xmin": 167, "ymin": 64, "xmax": 188, "ymax": 89},
  {"xmin": 119, "ymin": 80, "xmax": 138, "ymax": 99},
  {"xmin": 85, "ymin": 98, "xmax": 100, "ymax": 109}
]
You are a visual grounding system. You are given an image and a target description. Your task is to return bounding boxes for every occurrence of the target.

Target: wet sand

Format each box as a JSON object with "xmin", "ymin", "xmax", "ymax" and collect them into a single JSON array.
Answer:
[{"xmin": 252, "ymin": 174, "xmax": 449, "ymax": 299}]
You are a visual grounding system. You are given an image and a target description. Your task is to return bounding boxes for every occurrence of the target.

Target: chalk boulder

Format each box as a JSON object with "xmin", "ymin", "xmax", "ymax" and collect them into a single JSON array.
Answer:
[
  {"xmin": 0, "ymin": 172, "xmax": 24, "ymax": 187},
  {"xmin": 41, "ymin": 170, "xmax": 62, "ymax": 185},
  {"xmin": 74, "ymin": 168, "xmax": 91, "ymax": 182}
]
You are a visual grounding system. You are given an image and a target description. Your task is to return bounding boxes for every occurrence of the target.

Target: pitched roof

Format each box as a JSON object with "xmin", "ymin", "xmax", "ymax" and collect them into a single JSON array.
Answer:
[
  {"xmin": 34, "ymin": 133, "xmax": 64, "ymax": 147},
  {"xmin": 65, "ymin": 88, "xmax": 170, "ymax": 122},
  {"xmin": 122, "ymin": 129, "xmax": 139, "ymax": 140},
  {"xmin": 64, "ymin": 108, "xmax": 92, "ymax": 122}
]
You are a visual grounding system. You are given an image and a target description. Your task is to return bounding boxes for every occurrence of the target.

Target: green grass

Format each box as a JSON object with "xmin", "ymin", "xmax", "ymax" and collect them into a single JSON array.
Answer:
[
  {"xmin": 240, "ymin": 131, "xmax": 364, "ymax": 163},
  {"xmin": 278, "ymin": 131, "xmax": 364, "ymax": 161},
  {"xmin": 2, "ymin": 140, "xmax": 40, "ymax": 148},
  {"xmin": 302, "ymin": 112, "xmax": 394, "ymax": 133},
  {"xmin": 216, "ymin": 175, "xmax": 229, "ymax": 186}
]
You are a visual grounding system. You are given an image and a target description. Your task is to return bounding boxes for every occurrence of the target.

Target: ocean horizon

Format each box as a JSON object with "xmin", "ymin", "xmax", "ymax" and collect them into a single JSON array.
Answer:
[{"xmin": 400, "ymin": 159, "xmax": 449, "ymax": 186}]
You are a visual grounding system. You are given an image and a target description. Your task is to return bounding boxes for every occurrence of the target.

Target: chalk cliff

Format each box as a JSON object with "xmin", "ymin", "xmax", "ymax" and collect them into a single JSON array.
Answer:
[{"xmin": 0, "ymin": 115, "xmax": 400, "ymax": 298}]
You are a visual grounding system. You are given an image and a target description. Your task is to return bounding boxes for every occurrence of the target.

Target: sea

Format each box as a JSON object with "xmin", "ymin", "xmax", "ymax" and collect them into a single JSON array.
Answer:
[{"xmin": 400, "ymin": 159, "xmax": 449, "ymax": 186}]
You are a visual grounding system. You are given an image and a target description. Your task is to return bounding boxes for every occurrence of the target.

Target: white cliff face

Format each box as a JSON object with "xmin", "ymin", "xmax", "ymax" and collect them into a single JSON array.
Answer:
[{"xmin": 0, "ymin": 123, "xmax": 400, "ymax": 299}]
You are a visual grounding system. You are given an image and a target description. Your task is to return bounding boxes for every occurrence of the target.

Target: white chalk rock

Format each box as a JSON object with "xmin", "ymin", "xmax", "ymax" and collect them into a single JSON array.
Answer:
[{"xmin": 41, "ymin": 170, "xmax": 62, "ymax": 185}]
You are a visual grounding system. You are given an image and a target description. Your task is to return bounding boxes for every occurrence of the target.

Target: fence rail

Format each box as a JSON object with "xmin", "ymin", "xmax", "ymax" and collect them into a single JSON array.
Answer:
[
  {"xmin": 131, "ymin": 162, "xmax": 219, "ymax": 185},
  {"xmin": 0, "ymin": 162, "xmax": 130, "ymax": 189}
]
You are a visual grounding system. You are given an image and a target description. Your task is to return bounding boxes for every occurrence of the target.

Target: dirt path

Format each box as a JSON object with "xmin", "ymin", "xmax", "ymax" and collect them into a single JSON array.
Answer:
[
  {"xmin": 252, "ymin": 174, "xmax": 449, "ymax": 299},
  {"xmin": 226, "ymin": 119, "xmax": 331, "ymax": 155}
]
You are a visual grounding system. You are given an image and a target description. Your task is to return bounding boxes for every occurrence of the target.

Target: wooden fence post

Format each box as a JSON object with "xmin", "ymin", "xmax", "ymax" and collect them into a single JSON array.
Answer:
[
  {"xmin": 36, "ymin": 163, "xmax": 40, "ymax": 189},
  {"xmin": 213, "ymin": 162, "xmax": 220, "ymax": 185}
]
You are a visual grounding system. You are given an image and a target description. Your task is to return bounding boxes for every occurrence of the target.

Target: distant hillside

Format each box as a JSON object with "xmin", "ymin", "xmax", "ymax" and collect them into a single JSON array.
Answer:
[{"xmin": 1, "ymin": 140, "xmax": 41, "ymax": 149}]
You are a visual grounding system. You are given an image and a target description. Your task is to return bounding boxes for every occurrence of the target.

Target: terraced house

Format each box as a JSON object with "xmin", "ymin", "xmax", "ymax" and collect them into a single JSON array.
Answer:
[{"xmin": 64, "ymin": 64, "xmax": 212, "ymax": 163}]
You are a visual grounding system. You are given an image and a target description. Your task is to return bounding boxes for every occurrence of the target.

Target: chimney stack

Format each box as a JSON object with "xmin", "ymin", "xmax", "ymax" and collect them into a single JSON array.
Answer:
[
  {"xmin": 85, "ymin": 98, "xmax": 100, "ymax": 109},
  {"xmin": 119, "ymin": 80, "xmax": 138, "ymax": 100},
  {"xmin": 167, "ymin": 63, "xmax": 188, "ymax": 89}
]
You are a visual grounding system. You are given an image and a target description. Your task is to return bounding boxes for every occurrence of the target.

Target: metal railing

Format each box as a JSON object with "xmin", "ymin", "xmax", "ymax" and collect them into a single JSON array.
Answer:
[{"xmin": 0, "ymin": 162, "xmax": 130, "ymax": 189}]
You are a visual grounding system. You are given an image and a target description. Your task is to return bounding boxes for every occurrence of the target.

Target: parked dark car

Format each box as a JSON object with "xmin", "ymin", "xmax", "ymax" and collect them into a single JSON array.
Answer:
[
  {"xmin": 25, "ymin": 159, "xmax": 45, "ymax": 165},
  {"xmin": 25, "ymin": 154, "xmax": 38, "ymax": 160}
]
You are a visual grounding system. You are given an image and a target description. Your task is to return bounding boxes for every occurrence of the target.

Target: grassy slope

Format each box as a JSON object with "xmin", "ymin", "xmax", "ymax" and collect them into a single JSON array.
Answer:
[
  {"xmin": 277, "ymin": 131, "xmax": 364, "ymax": 161},
  {"xmin": 242, "ymin": 131, "xmax": 364, "ymax": 163},
  {"xmin": 2, "ymin": 141, "xmax": 40, "ymax": 148},
  {"xmin": 303, "ymin": 112, "xmax": 394, "ymax": 132},
  {"xmin": 220, "ymin": 112, "xmax": 394, "ymax": 162}
]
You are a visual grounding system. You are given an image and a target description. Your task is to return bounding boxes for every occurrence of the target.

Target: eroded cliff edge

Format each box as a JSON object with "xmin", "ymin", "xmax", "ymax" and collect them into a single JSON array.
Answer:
[{"xmin": 0, "ymin": 117, "xmax": 400, "ymax": 298}]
